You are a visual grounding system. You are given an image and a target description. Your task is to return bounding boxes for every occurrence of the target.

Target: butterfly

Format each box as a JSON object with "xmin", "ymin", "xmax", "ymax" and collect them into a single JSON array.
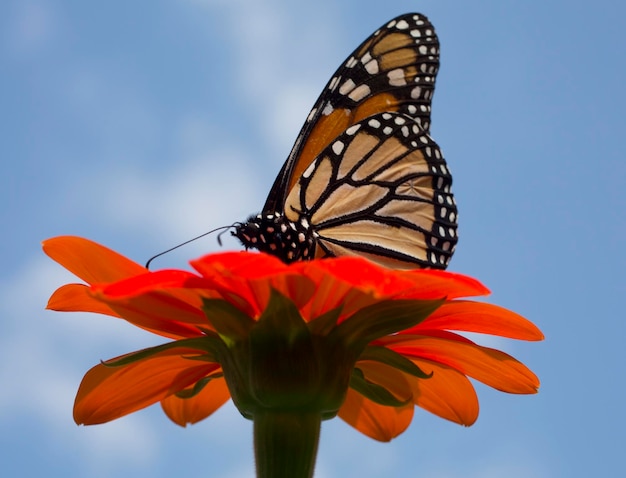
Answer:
[{"xmin": 233, "ymin": 13, "xmax": 457, "ymax": 270}]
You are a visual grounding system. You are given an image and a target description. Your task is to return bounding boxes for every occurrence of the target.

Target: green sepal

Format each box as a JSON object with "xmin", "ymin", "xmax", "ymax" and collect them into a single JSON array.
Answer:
[
  {"xmin": 359, "ymin": 345, "xmax": 432, "ymax": 379},
  {"xmin": 201, "ymin": 298, "xmax": 255, "ymax": 346},
  {"xmin": 251, "ymin": 288, "xmax": 311, "ymax": 345},
  {"xmin": 349, "ymin": 367, "xmax": 411, "ymax": 407},
  {"xmin": 247, "ymin": 288, "xmax": 318, "ymax": 409},
  {"xmin": 174, "ymin": 373, "xmax": 224, "ymax": 399},
  {"xmin": 307, "ymin": 305, "xmax": 342, "ymax": 336},
  {"xmin": 101, "ymin": 336, "xmax": 220, "ymax": 367},
  {"xmin": 330, "ymin": 299, "xmax": 444, "ymax": 351}
]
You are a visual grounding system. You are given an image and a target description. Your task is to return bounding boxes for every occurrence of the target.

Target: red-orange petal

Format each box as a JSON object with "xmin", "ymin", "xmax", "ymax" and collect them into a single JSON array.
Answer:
[
  {"xmin": 338, "ymin": 388, "xmax": 414, "ymax": 442},
  {"xmin": 356, "ymin": 360, "xmax": 413, "ymax": 402},
  {"xmin": 43, "ymin": 236, "xmax": 146, "ymax": 284},
  {"xmin": 47, "ymin": 283, "xmax": 122, "ymax": 317},
  {"xmin": 409, "ymin": 300, "xmax": 544, "ymax": 341},
  {"xmin": 406, "ymin": 357, "xmax": 479, "ymax": 425},
  {"xmin": 94, "ymin": 292, "xmax": 209, "ymax": 339},
  {"xmin": 396, "ymin": 269, "xmax": 491, "ymax": 300},
  {"xmin": 74, "ymin": 347, "xmax": 219, "ymax": 425},
  {"xmin": 300, "ymin": 257, "xmax": 489, "ymax": 300},
  {"xmin": 190, "ymin": 253, "xmax": 315, "ymax": 318},
  {"xmin": 161, "ymin": 376, "xmax": 230, "ymax": 426},
  {"xmin": 381, "ymin": 336, "xmax": 540, "ymax": 394},
  {"xmin": 190, "ymin": 251, "xmax": 288, "ymax": 278}
]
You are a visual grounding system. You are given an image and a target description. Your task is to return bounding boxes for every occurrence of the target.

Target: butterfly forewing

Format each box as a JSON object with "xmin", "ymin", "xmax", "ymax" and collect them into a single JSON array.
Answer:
[
  {"xmin": 283, "ymin": 112, "xmax": 456, "ymax": 269},
  {"xmin": 263, "ymin": 13, "xmax": 440, "ymax": 213}
]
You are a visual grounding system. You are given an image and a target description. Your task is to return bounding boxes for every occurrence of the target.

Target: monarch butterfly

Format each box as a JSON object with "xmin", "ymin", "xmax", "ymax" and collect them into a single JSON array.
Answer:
[{"xmin": 233, "ymin": 13, "xmax": 457, "ymax": 270}]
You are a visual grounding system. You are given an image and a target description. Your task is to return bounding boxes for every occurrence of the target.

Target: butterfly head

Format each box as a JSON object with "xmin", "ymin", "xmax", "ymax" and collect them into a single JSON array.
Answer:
[{"xmin": 232, "ymin": 213, "xmax": 317, "ymax": 263}]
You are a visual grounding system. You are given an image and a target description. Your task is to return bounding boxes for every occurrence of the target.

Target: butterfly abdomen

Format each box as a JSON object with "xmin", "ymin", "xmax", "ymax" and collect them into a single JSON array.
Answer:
[{"xmin": 234, "ymin": 213, "xmax": 317, "ymax": 263}]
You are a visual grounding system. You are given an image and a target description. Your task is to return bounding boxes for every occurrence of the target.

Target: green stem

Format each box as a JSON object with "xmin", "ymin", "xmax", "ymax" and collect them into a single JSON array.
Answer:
[{"xmin": 253, "ymin": 410, "xmax": 321, "ymax": 478}]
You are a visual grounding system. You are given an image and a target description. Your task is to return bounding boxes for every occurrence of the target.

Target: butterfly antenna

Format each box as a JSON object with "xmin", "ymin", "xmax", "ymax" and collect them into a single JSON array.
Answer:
[{"xmin": 145, "ymin": 225, "xmax": 234, "ymax": 269}]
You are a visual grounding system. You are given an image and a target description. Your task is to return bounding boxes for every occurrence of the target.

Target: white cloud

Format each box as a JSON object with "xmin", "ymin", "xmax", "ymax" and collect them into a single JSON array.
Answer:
[
  {"xmin": 180, "ymin": 0, "xmax": 342, "ymax": 159},
  {"xmin": 76, "ymin": 145, "xmax": 263, "ymax": 251},
  {"xmin": 5, "ymin": 0, "xmax": 59, "ymax": 55}
]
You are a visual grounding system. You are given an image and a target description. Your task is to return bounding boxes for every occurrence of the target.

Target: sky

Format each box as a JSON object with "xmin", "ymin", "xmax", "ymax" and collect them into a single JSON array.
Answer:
[{"xmin": 2, "ymin": 0, "xmax": 625, "ymax": 476}]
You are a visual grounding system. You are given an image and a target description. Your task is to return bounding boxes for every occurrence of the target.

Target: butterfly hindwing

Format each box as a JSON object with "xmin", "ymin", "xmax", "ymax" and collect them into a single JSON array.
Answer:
[{"xmin": 283, "ymin": 112, "xmax": 456, "ymax": 269}]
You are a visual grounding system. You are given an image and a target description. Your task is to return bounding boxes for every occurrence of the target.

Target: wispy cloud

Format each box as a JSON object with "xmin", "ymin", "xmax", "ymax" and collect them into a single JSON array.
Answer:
[{"xmin": 5, "ymin": 0, "xmax": 59, "ymax": 55}]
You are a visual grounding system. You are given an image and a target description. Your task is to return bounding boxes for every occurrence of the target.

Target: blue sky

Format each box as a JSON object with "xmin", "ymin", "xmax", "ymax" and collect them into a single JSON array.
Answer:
[{"xmin": 2, "ymin": 0, "xmax": 625, "ymax": 476}]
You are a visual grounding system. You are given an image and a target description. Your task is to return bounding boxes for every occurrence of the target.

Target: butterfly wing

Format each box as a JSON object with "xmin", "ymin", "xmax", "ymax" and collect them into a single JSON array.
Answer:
[
  {"xmin": 283, "ymin": 111, "xmax": 456, "ymax": 269},
  {"xmin": 264, "ymin": 13, "xmax": 441, "ymax": 214}
]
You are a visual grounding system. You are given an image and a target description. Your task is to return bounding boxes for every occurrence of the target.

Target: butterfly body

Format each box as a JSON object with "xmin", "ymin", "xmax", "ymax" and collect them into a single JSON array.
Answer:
[{"xmin": 234, "ymin": 13, "xmax": 457, "ymax": 270}]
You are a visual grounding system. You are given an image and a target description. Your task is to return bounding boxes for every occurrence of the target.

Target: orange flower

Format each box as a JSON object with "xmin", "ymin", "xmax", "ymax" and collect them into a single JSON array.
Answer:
[{"xmin": 44, "ymin": 236, "xmax": 542, "ymax": 442}]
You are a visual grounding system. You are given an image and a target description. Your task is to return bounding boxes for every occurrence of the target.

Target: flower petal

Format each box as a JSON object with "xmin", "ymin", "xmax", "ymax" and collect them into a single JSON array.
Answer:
[
  {"xmin": 338, "ymin": 388, "xmax": 414, "ymax": 442},
  {"xmin": 409, "ymin": 300, "xmax": 544, "ymax": 341},
  {"xmin": 382, "ymin": 336, "xmax": 540, "ymax": 394},
  {"xmin": 95, "ymin": 292, "xmax": 210, "ymax": 339},
  {"xmin": 190, "ymin": 252, "xmax": 316, "ymax": 317},
  {"xmin": 74, "ymin": 347, "xmax": 219, "ymax": 425},
  {"xmin": 191, "ymin": 251, "xmax": 290, "ymax": 279},
  {"xmin": 47, "ymin": 283, "xmax": 121, "ymax": 317},
  {"xmin": 406, "ymin": 357, "xmax": 479, "ymax": 425},
  {"xmin": 356, "ymin": 360, "xmax": 413, "ymax": 403},
  {"xmin": 43, "ymin": 236, "xmax": 146, "ymax": 284},
  {"xmin": 161, "ymin": 376, "xmax": 230, "ymax": 426},
  {"xmin": 397, "ymin": 269, "xmax": 490, "ymax": 300}
]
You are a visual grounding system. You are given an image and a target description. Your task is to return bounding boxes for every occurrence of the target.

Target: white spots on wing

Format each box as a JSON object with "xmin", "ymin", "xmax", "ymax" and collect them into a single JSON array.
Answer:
[
  {"xmin": 348, "ymin": 84, "xmax": 371, "ymax": 101},
  {"xmin": 383, "ymin": 126, "xmax": 393, "ymax": 135},
  {"xmin": 387, "ymin": 68, "xmax": 406, "ymax": 86},
  {"xmin": 361, "ymin": 52, "xmax": 379, "ymax": 75},
  {"xmin": 345, "ymin": 56, "xmax": 358, "ymax": 68},
  {"xmin": 307, "ymin": 107, "xmax": 317, "ymax": 122},
  {"xmin": 368, "ymin": 118, "xmax": 381, "ymax": 128},
  {"xmin": 346, "ymin": 124, "xmax": 361, "ymax": 135},
  {"xmin": 332, "ymin": 140, "xmax": 345, "ymax": 155},
  {"xmin": 364, "ymin": 58, "xmax": 379, "ymax": 74},
  {"xmin": 396, "ymin": 20, "xmax": 409, "ymax": 30},
  {"xmin": 339, "ymin": 78, "xmax": 356, "ymax": 95},
  {"xmin": 328, "ymin": 76, "xmax": 340, "ymax": 91},
  {"xmin": 322, "ymin": 102, "xmax": 334, "ymax": 116},
  {"xmin": 302, "ymin": 160, "xmax": 317, "ymax": 178},
  {"xmin": 410, "ymin": 86, "xmax": 422, "ymax": 99}
]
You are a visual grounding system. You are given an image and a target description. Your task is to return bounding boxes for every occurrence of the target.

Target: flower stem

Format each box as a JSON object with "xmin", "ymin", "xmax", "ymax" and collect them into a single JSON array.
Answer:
[{"xmin": 253, "ymin": 410, "xmax": 321, "ymax": 478}]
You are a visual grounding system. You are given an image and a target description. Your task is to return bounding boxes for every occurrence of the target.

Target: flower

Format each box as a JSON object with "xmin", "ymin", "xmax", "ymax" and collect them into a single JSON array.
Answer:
[{"xmin": 44, "ymin": 236, "xmax": 543, "ymax": 443}]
